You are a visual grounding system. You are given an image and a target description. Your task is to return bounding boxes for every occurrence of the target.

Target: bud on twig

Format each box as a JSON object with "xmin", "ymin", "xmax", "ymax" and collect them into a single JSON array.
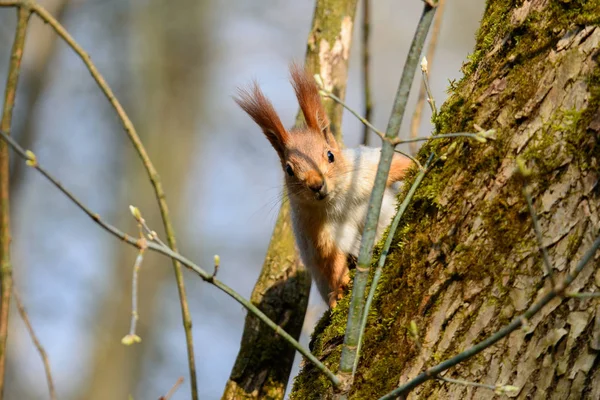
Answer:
[{"xmin": 420, "ymin": 56, "xmax": 429, "ymax": 74}]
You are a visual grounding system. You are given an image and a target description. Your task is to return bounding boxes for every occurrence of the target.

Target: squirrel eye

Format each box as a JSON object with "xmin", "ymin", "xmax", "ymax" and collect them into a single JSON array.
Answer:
[
  {"xmin": 285, "ymin": 164, "xmax": 294, "ymax": 177},
  {"xmin": 327, "ymin": 151, "xmax": 335, "ymax": 163}
]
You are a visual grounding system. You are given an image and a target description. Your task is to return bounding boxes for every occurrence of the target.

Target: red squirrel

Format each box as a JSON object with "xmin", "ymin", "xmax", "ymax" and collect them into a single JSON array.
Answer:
[{"xmin": 236, "ymin": 64, "xmax": 412, "ymax": 308}]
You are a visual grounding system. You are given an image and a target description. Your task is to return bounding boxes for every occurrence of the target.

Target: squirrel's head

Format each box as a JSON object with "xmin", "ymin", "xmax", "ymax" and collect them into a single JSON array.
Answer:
[{"xmin": 236, "ymin": 64, "xmax": 347, "ymax": 204}]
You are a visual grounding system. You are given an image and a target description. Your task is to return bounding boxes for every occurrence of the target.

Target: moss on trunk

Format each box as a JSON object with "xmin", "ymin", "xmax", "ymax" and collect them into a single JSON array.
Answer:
[{"xmin": 291, "ymin": 1, "xmax": 600, "ymax": 398}]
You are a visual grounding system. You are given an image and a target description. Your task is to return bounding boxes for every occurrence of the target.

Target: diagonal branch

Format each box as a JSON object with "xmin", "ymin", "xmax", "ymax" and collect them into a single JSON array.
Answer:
[
  {"xmin": 0, "ymin": 129, "xmax": 342, "ymax": 387},
  {"xmin": 13, "ymin": 288, "xmax": 57, "ymax": 400}
]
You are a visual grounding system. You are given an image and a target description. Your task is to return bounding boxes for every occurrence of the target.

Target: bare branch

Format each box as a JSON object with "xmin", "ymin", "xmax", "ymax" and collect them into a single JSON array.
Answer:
[
  {"xmin": 159, "ymin": 377, "xmax": 184, "ymax": 400},
  {"xmin": 437, "ymin": 376, "xmax": 519, "ymax": 395},
  {"xmin": 121, "ymin": 247, "xmax": 146, "ymax": 346},
  {"xmin": 13, "ymin": 288, "xmax": 56, "ymax": 400}
]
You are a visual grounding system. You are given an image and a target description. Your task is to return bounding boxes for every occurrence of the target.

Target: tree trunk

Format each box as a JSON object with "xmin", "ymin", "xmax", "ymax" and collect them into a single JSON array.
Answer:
[
  {"xmin": 222, "ymin": 1, "xmax": 358, "ymax": 398},
  {"xmin": 291, "ymin": 1, "xmax": 600, "ymax": 399}
]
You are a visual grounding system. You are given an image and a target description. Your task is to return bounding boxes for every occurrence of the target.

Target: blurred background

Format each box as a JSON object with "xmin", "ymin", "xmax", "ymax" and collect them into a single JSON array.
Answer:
[{"xmin": 0, "ymin": 0, "xmax": 484, "ymax": 398}]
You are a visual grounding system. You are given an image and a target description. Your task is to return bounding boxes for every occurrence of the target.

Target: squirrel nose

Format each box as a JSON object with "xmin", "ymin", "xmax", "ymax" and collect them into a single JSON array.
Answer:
[{"xmin": 309, "ymin": 181, "xmax": 324, "ymax": 193}]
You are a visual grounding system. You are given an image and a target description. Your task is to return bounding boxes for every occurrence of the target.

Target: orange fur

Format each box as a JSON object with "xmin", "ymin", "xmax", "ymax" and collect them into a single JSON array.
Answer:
[
  {"xmin": 235, "ymin": 83, "xmax": 289, "ymax": 159},
  {"xmin": 387, "ymin": 153, "xmax": 412, "ymax": 187},
  {"xmin": 311, "ymin": 223, "xmax": 349, "ymax": 308},
  {"xmin": 289, "ymin": 63, "xmax": 330, "ymax": 135}
]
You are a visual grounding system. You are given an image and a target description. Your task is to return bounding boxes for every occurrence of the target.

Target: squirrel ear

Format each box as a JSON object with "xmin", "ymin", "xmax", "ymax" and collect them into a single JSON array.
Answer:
[
  {"xmin": 289, "ymin": 63, "xmax": 330, "ymax": 137},
  {"xmin": 235, "ymin": 82, "xmax": 289, "ymax": 159}
]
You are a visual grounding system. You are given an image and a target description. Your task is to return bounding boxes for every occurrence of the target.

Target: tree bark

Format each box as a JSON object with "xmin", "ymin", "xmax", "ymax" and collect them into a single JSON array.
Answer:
[
  {"xmin": 222, "ymin": 1, "xmax": 358, "ymax": 398},
  {"xmin": 291, "ymin": 1, "xmax": 600, "ymax": 399}
]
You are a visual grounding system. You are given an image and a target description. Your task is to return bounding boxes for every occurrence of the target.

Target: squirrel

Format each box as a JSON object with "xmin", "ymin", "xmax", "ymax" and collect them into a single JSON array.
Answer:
[{"xmin": 236, "ymin": 64, "xmax": 412, "ymax": 308}]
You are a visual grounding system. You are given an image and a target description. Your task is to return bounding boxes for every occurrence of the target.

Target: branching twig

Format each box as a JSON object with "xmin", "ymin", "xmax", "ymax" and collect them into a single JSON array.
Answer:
[
  {"xmin": 409, "ymin": 0, "xmax": 446, "ymax": 155},
  {"xmin": 0, "ymin": 130, "xmax": 341, "ymax": 387},
  {"xmin": 0, "ymin": 1, "xmax": 199, "ymax": 395},
  {"xmin": 378, "ymin": 233, "xmax": 600, "ymax": 400},
  {"xmin": 353, "ymin": 153, "xmax": 434, "ymax": 374},
  {"xmin": 338, "ymin": 3, "xmax": 438, "ymax": 387},
  {"xmin": 13, "ymin": 288, "xmax": 56, "ymax": 400},
  {"xmin": 360, "ymin": 0, "xmax": 372, "ymax": 146},
  {"xmin": 0, "ymin": 5, "xmax": 31, "ymax": 395},
  {"xmin": 319, "ymin": 85, "xmax": 494, "ymax": 171},
  {"xmin": 318, "ymin": 87, "xmax": 422, "ymax": 168},
  {"xmin": 159, "ymin": 377, "xmax": 184, "ymax": 400}
]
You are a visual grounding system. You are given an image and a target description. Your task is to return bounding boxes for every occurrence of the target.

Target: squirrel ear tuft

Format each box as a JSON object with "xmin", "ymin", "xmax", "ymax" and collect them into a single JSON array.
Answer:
[
  {"xmin": 289, "ymin": 63, "xmax": 330, "ymax": 137},
  {"xmin": 235, "ymin": 82, "xmax": 289, "ymax": 159}
]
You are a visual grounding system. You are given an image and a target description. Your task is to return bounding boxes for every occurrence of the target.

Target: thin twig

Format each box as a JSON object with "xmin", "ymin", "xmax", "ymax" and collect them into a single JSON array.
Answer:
[
  {"xmin": 13, "ymin": 288, "xmax": 57, "ymax": 400},
  {"xmin": 0, "ymin": 6, "xmax": 31, "ymax": 396},
  {"xmin": 320, "ymin": 87, "xmax": 493, "ymax": 167},
  {"xmin": 437, "ymin": 376, "xmax": 496, "ymax": 391},
  {"xmin": 319, "ymin": 88, "xmax": 422, "ymax": 168},
  {"xmin": 523, "ymin": 186, "xmax": 556, "ymax": 286},
  {"xmin": 379, "ymin": 233, "xmax": 600, "ymax": 400},
  {"xmin": 437, "ymin": 376, "xmax": 519, "ymax": 395},
  {"xmin": 122, "ymin": 247, "xmax": 145, "ymax": 346},
  {"xmin": 212, "ymin": 255, "xmax": 220, "ymax": 279},
  {"xmin": 360, "ymin": 0, "xmax": 372, "ymax": 146},
  {"xmin": 353, "ymin": 153, "xmax": 434, "ymax": 374},
  {"xmin": 338, "ymin": 3, "xmax": 437, "ymax": 387},
  {"xmin": 0, "ymin": 1, "xmax": 200, "ymax": 395},
  {"xmin": 409, "ymin": 0, "xmax": 445, "ymax": 155},
  {"xmin": 159, "ymin": 377, "xmax": 184, "ymax": 400},
  {"xmin": 0, "ymin": 130, "xmax": 341, "ymax": 387},
  {"xmin": 401, "ymin": 133, "xmax": 490, "ymax": 144},
  {"xmin": 420, "ymin": 57, "xmax": 437, "ymax": 116},
  {"xmin": 566, "ymin": 292, "xmax": 600, "ymax": 298}
]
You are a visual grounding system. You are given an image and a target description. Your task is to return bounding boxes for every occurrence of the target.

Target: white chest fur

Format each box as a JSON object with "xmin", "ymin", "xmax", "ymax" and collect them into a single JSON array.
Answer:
[{"xmin": 289, "ymin": 146, "xmax": 399, "ymax": 302}]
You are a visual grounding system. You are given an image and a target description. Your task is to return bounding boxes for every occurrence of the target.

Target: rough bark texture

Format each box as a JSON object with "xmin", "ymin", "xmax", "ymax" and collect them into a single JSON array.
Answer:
[
  {"xmin": 222, "ymin": 1, "xmax": 358, "ymax": 398},
  {"xmin": 291, "ymin": 1, "xmax": 600, "ymax": 399}
]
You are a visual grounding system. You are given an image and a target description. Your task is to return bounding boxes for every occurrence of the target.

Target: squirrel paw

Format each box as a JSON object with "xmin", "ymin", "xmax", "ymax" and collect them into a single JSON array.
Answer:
[{"xmin": 328, "ymin": 273, "xmax": 350, "ymax": 308}]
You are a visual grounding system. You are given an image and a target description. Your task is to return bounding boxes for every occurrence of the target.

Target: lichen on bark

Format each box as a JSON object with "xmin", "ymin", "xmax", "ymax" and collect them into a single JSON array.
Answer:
[{"xmin": 291, "ymin": 1, "xmax": 600, "ymax": 399}]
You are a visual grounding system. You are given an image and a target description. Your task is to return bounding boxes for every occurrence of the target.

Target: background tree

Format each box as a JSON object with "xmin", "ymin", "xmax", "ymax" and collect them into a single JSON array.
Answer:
[{"xmin": 292, "ymin": 1, "xmax": 600, "ymax": 398}]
